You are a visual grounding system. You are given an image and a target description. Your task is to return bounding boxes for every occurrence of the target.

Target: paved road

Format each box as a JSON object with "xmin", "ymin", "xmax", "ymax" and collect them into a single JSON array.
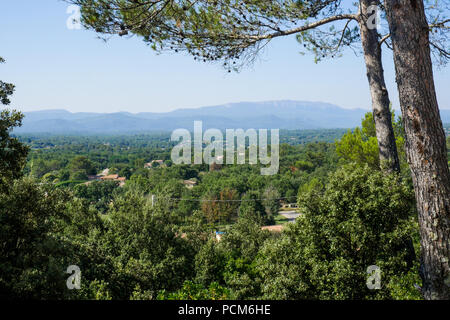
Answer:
[{"xmin": 279, "ymin": 211, "xmax": 301, "ymax": 223}]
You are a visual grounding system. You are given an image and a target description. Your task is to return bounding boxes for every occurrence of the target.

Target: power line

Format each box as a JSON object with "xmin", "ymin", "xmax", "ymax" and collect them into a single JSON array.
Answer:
[{"xmin": 151, "ymin": 196, "xmax": 297, "ymax": 203}]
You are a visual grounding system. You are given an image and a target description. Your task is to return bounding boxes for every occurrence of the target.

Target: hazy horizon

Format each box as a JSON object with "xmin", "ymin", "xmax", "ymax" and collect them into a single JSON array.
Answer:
[
  {"xmin": 21, "ymin": 99, "xmax": 374, "ymax": 115},
  {"xmin": 18, "ymin": 99, "xmax": 450, "ymax": 115}
]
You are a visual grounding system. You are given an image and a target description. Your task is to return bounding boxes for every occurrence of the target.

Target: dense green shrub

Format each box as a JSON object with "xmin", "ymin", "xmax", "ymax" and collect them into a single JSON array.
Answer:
[
  {"xmin": 94, "ymin": 190, "xmax": 196, "ymax": 299},
  {"xmin": 0, "ymin": 178, "xmax": 74, "ymax": 299},
  {"xmin": 156, "ymin": 281, "xmax": 230, "ymax": 300},
  {"xmin": 257, "ymin": 164, "xmax": 419, "ymax": 300},
  {"xmin": 194, "ymin": 216, "xmax": 272, "ymax": 299}
]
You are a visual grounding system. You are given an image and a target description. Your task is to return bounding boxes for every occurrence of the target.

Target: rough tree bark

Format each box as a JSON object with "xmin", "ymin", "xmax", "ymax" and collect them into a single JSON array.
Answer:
[
  {"xmin": 359, "ymin": 0, "xmax": 401, "ymax": 173},
  {"xmin": 360, "ymin": 2, "xmax": 416, "ymax": 272},
  {"xmin": 384, "ymin": 0, "xmax": 450, "ymax": 300}
]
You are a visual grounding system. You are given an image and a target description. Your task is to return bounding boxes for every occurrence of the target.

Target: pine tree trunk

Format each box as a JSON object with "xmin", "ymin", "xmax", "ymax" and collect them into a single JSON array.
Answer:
[
  {"xmin": 384, "ymin": 0, "xmax": 450, "ymax": 300},
  {"xmin": 359, "ymin": 0, "xmax": 400, "ymax": 173}
]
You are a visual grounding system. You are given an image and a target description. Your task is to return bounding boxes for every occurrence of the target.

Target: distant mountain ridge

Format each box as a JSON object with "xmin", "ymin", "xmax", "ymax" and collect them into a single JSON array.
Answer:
[{"xmin": 14, "ymin": 100, "xmax": 450, "ymax": 134}]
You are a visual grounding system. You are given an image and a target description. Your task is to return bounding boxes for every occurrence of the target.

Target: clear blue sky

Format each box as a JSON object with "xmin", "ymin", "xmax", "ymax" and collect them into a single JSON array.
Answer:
[{"xmin": 1, "ymin": 0, "xmax": 449, "ymax": 113}]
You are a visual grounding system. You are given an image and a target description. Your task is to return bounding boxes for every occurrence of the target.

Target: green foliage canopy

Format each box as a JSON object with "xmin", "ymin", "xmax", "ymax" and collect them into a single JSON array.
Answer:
[{"xmin": 257, "ymin": 164, "xmax": 419, "ymax": 299}]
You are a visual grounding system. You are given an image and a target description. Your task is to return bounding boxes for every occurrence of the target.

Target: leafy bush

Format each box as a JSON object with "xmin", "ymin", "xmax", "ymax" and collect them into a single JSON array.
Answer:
[
  {"xmin": 193, "ymin": 216, "xmax": 272, "ymax": 299},
  {"xmin": 156, "ymin": 281, "xmax": 230, "ymax": 300},
  {"xmin": 95, "ymin": 190, "xmax": 196, "ymax": 299},
  {"xmin": 0, "ymin": 178, "xmax": 74, "ymax": 299},
  {"xmin": 257, "ymin": 164, "xmax": 419, "ymax": 300}
]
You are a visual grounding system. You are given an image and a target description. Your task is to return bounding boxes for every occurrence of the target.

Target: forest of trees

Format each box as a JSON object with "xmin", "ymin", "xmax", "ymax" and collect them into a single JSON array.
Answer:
[
  {"xmin": 1, "ymin": 0, "xmax": 449, "ymax": 300},
  {"xmin": 1, "ymin": 108, "xmax": 431, "ymax": 300},
  {"xmin": 2, "ymin": 102, "xmax": 448, "ymax": 300}
]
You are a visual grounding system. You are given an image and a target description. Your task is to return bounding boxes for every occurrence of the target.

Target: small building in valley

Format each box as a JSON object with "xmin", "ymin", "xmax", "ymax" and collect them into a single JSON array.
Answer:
[
  {"xmin": 144, "ymin": 160, "xmax": 165, "ymax": 169},
  {"xmin": 261, "ymin": 225, "xmax": 284, "ymax": 233},
  {"xmin": 84, "ymin": 170, "xmax": 127, "ymax": 187},
  {"xmin": 183, "ymin": 180, "xmax": 197, "ymax": 189},
  {"xmin": 101, "ymin": 174, "xmax": 119, "ymax": 181}
]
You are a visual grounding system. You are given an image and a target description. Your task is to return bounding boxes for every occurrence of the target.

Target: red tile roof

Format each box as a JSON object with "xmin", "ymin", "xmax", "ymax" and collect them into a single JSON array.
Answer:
[{"xmin": 261, "ymin": 225, "xmax": 284, "ymax": 233}]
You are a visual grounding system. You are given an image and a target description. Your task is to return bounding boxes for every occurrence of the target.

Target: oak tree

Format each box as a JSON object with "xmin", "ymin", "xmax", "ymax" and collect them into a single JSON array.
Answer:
[{"xmin": 0, "ymin": 57, "xmax": 29, "ymax": 186}]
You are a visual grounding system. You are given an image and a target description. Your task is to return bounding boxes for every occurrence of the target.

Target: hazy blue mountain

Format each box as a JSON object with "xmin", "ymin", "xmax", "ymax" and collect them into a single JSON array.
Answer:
[{"xmin": 14, "ymin": 100, "xmax": 450, "ymax": 134}]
